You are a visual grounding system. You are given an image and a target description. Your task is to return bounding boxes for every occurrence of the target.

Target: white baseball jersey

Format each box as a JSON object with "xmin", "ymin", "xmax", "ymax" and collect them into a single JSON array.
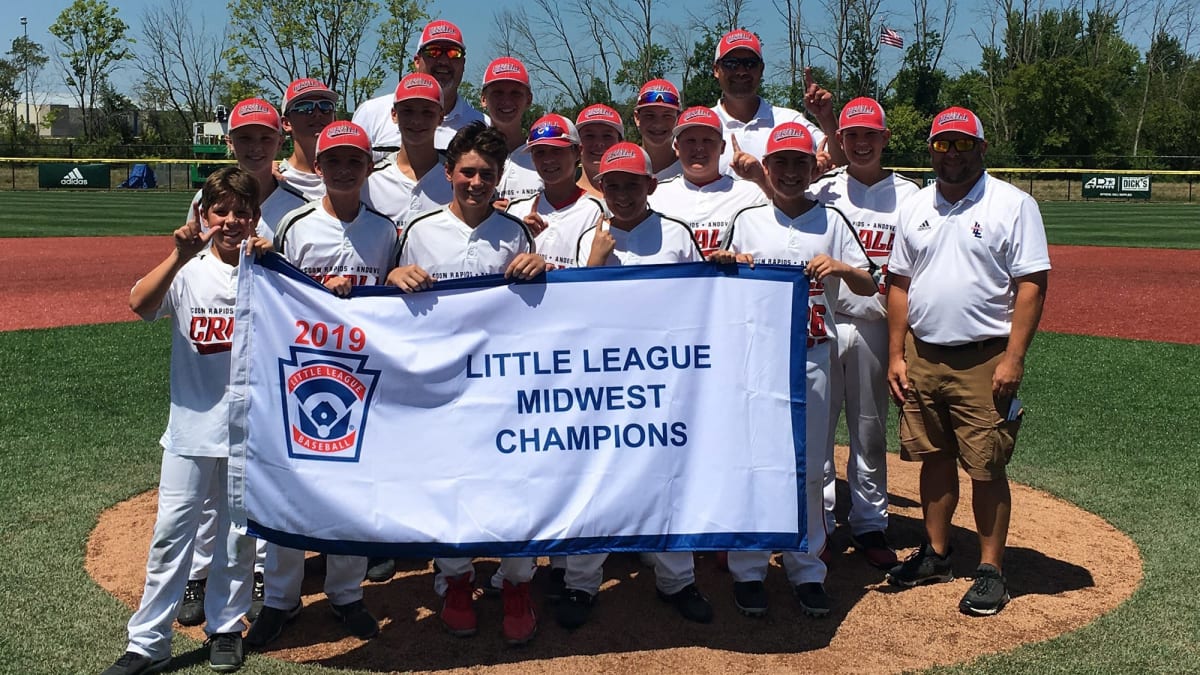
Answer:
[
  {"xmin": 398, "ymin": 207, "xmax": 534, "ymax": 280},
  {"xmin": 278, "ymin": 159, "xmax": 326, "ymax": 201},
  {"xmin": 649, "ymin": 174, "xmax": 767, "ymax": 257},
  {"xmin": 575, "ymin": 212, "xmax": 702, "ymax": 267},
  {"xmin": 506, "ymin": 190, "xmax": 605, "ymax": 270},
  {"xmin": 723, "ymin": 202, "xmax": 870, "ymax": 345},
  {"xmin": 809, "ymin": 170, "xmax": 920, "ymax": 320},
  {"xmin": 712, "ymin": 97, "xmax": 826, "ymax": 172},
  {"xmin": 362, "ymin": 152, "xmax": 453, "ymax": 232},
  {"xmin": 352, "ymin": 92, "xmax": 490, "ymax": 161},
  {"xmin": 147, "ymin": 252, "xmax": 241, "ymax": 458},
  {"xmin": 890, "ymin": 172, "xmax": 1052, "ymax": 346},
  {"xmin": 497, "ymin": 148, "xmax": 543, "ymax": 201},
  {"xmin": 274, "ymin": 202, "xmax": 399, "ymax": 286},
  {"xmin": 655, "ymin": 159, "xmax": 683, "ymax": 181}
]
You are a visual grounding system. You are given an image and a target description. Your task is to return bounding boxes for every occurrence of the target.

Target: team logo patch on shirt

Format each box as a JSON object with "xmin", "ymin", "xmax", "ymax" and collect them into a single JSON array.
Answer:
[
  {"xmin": 279, "ymin": 347, "xmax": 380, "ymax": 462},
  {"xmin": 972, "ymin": 221, "xmax": 983, "ymax": 238}
]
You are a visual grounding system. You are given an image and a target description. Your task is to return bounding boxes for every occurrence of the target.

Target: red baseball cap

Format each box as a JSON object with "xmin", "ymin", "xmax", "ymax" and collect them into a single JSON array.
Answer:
[
  {"xmin": 636, "ymin": 79, "xmax": 681, "ymax": 110},
  {"xmin": 483, "ymin": 57, "xmax": 530, "ymax": 90},
  {"xmin": 764, "ymin": 122, "xmax": 816, "ymax": 157},
  {"xmin": 315, "ymin": 121, "xmax": 372, "ymax": 156},
  {"xmin": 576, "ymin": 104, "xmax": 624, "ymax": 137},
  {"xmin": 418, "ymin": 20, "xmax": 465, "ymax": 50},
  {"xmin": 228, "ymin": 98, "xmax": 282, "ymax": 133},
  {"xmin": 838, "ymin": 97, "xmax": 887, "ymax": 131},
  {"xmin": 526, "ymin": 114, "xmax": 580, "ymax": 149},
  {"xmin": 672, "ymin": 106, "xmax": 722, "ymax": 140},
  {"xmin": 394, "ymin": 73, "xmax": 443, "ymax": 107},
  {"xmin": 716, "ymin": 30, "xmax": 763, "ymax": 61},
  {"xmin": 282, "ymin": 78, "xmax": 337, "ymax": 113},
  {"xmin": 596, "ymin": 142, "xmax": 653, "ymax": 178},
  {"xmin": 928, "ymin": 106, "xmax": 985, "ymax": 141}
]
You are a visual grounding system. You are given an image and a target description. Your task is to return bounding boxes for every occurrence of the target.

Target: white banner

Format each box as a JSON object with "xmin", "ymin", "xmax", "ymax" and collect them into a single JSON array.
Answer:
[{"xmin": 228, "ymin": 254, "xmax": 812, "ymax": 557}]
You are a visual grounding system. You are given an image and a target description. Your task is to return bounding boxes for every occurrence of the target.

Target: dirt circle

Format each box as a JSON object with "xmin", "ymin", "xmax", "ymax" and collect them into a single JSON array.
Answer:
[{"xmin": 87, "ymin": 446, "xmax": 1140, "ymax": 674}]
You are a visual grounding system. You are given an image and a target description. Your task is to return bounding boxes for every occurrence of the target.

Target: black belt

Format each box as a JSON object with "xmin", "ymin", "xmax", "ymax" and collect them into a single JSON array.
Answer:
[{"xmin": 915, "ymin": 336, "xmax": 1006, "ymax": 352}]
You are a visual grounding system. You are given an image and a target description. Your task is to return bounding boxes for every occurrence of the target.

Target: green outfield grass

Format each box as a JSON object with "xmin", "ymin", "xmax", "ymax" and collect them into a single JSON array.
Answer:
[
  {"xmin": 0, "ymin": 322, "xmax": 1196, "ymax": 673},
  {"xmin": 0, "ymin": 191, "xmax": 1197, "ymax": 248}
]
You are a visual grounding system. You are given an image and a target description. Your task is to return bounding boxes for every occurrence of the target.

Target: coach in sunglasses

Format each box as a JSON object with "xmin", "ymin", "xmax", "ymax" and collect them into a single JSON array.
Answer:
[{"xmin": 709, "ymin": 29, "xmax": 845, "ymax": 175}]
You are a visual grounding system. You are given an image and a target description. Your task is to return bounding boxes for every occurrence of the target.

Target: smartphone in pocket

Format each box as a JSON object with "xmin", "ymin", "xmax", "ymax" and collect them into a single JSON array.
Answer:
[{"xmin": 1006, "ymin": 397, "xmax": 1023, "ymax": 422}]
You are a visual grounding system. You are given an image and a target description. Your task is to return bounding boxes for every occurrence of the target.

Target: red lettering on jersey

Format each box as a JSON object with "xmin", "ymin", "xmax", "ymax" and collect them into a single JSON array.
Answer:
[
  {"xmin": 314, "ymin": 273, "xmax": 371, "ymax": 287},
  {"xmin": 860, "ymin": 229, "xmax": 894, "ymax": 256},
  {"xmin": 189, "ymin": 315, "xmax": 235, "ymax": 354},
  {"xmin": 693, "ymin": 228, "xmax": 722, "ymax": 256}
]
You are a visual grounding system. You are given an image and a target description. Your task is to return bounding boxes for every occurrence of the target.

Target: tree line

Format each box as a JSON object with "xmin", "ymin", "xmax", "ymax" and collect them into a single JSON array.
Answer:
[{"xmin": 2, "ymin": 0, "xmax": 1198, "ymax": 168}]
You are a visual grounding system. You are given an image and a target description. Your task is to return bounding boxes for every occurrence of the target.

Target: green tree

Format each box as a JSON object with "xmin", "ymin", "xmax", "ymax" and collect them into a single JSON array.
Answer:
[
  {"xmin": 7, "ymin": 35, "xmax": 49, "ymax": 137},
  {"xmin": 377, "ymin": 0, "xmax": 430, "ymax": 78},
  {"xmin": 680, "ymin": 30, "xmax": 722, "ymax": 109},
  {"xmin": 0, "ymin": 59, "xmax": 21, "ymax": 140},
  {"xmin": 49, "ymin": 0, "xmax": 134, "ymax": 140}
]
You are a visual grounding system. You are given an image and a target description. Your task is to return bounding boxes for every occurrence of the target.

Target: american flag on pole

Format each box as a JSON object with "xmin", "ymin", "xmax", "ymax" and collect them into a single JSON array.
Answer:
[{"xmin": 881, "ymin": 27, "xmax": 904, "ymax": 49}]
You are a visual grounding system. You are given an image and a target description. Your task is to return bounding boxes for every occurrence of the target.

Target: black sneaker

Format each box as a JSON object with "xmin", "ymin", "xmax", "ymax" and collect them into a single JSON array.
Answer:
[
  {"xmin": 246, "ymin": 571, "xmax": 265, "ymax": 622},
  {"xmin": 101, "ymin": 651, "xmax": 170, "ymax": 675},
  {"xmin": 656, "ymin": 583, "xmax": 714, "ymax": 623},
  {"xmin": 244, "ymin": 603, "xmax": 301, "ymax": 649},
  {"xmin": 206, "ymin": 632, "xmax": 243, "ymax": 673},
  {"xmin": 887, "ymin": 542, "xmax": 954, "ymax": 587},
  {"xmin": 331, "ymin": 599, "xmax": 380, "ymax": 639},
  {"xmin": 850, "ymin": 530, "xmax": 899, "ymax": 569},
  {"xmin": 545, "ymin": 567, "xmax": 567, "ymax": 602},
  {"xmin": 555, "ymin": 589, "xmax": 596, "ymax": 629},
  {"xmin": 733, "ymin": 580, "xmax": 768, "ymax": 617},
  {"xmin": 178, "ymin": 578, "xmax": 206, "ymax": 627},
  {"xmin": 365, "ymin": 557, "xmax": 396, "ymax": 583},
  {"xmin": 959, "ymin": 564, "xmax": 1010, "ymax": 616},
  {"xmin": 794, "ymin": 582, "xmax": 832, "ymax": 617}
]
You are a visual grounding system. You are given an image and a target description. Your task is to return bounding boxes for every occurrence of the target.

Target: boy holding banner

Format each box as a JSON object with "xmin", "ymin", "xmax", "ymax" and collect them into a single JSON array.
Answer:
[
  {"xmin": 711, "ymin": 122, "xmax": 876, "ymax": 618},
  {"xmin": 386, "ymin": 121, "xmax": 546, "ymax": 646},
  {"xmin": 103, "ymin": 167, "xmax": 269, "ymax": 675}
]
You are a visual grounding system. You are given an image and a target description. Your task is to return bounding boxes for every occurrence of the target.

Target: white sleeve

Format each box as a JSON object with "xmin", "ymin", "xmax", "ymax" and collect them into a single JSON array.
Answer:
[{"xmin": 1007, "ymin": 195, "xmax": 1052, "ymax": 277}]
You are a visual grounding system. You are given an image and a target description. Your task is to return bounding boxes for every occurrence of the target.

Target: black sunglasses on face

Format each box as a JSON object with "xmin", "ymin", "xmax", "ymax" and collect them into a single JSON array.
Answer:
[
  {"xmin": 288, "ymin": 99, "xmax": 335, "ymax": 115},
  {"xmin": 719, "ymin": 56, "xmax": 762, "ymax": 71},
  {"xmin": 419, "ymin": 46, "xmax": 465, "ymax": 60}
]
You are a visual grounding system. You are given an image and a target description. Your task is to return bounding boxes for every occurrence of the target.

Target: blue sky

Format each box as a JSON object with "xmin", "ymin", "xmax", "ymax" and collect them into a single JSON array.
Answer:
[{"xmin": 3, "ymin": 0, "xmax": 1122, "ymax": 106}]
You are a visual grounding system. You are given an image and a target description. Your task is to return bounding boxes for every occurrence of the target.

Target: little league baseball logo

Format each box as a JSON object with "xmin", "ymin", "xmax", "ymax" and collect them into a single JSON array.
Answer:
[{"xmin": 279, "ymin": 347, "xmax": 380, "ymax": 462}]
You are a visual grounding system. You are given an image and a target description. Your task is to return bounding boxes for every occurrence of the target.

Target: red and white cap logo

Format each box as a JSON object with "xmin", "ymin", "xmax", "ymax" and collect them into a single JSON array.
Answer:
[
  {"xmin": 394, "ymin": 73, "xmax": 443, "ymax": 107},
  {"xmin": 576, "ymin": 104, "xmax": 624, "ymax": 137},
  {"xmin": 597, "ymin": 142, "xmax": 653, "ymax": 178},
  {"xmin": 419, "ymin": 20, "xmax": 465, "ymax": 49},
  {"xmin": 315, "ymin": 121, "xmax": 372, "ymax": 156},
  {"xmin": 636, "ymin": 79, "xmax": 681, "ymax": 110},
  {"xmin": 228, "ymin": 98, "xmax": 282, "ymax": 133},
  {"xmin": 282, "ymin": 78, "xmax": 337, "ymax": 113},
  {"xmin": 525, "ymin": 113, "xmax": 581, "ymax": 149},
  {"xmin": 672, "ymin": 106, "xmax": 722, "ymax": 140},
  {"xmin": 716, "ymin": 30, "xmax": 763, "ymax": 60},
  {"xmin": 483, "ymin": 57, "xmax": 530, "ymax": 89},
  {"xmin": 928, "ymin": 106, "xmax": 985, "ymax": 141},
  {"xmin": 838, "ymin": 97, "xmax": 887, "ymax": 131},
  {"xmin": 764, "ymin": 122, "xmax": 816, "ymax": 156}
]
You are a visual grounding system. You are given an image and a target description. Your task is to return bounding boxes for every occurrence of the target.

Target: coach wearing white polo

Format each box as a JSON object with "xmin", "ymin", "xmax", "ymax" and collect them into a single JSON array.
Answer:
[{"xmin": 884, "ymin": 107, "xmax": 1050, "ymax": 617}]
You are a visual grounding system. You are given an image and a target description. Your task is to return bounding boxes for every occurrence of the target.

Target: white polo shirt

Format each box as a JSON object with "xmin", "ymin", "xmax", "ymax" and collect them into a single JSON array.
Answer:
[
  {"xmin": 362, "ymin": 153, "xmax": 453, "ymax": 232},
  {"xmin": 398, "ymin": 207, "xmax": 534, "ymax": 280},
  {"xmin": 575, "ymin": 212, "xmax": 701, "ymax": 267},
  {"xmin": 809, "ymin": 169, "xmax": 920, "ymax": 321},
  {"xmin": 274, "ymin": 201, "xmax": 399, "ymax": 287},
  {"xmin": 723, "ymin": 202, "xmax": 870, "ymax": 345},
  {"xmin": 278, "ymin": 159, "xmax": 325, "ymax": 201},
  {"xmin": 507, "ymin": 190, "xmax": 605, "ymax": 270},
  {"xmin": 352, "ymin": 92, "xmax": 491, "ymax": 161},
  {"xmin": 498, "ymin": 149, "xmax": 543, "ymax": 201},
  {"xmin": 649, "ymin": 174, "xmax": 767, "ymax": 257},
  {"xmin": 890, "ymin": 172, "xmax": 1052, "ymax": 346},
  {"xmin": 712, "ymin": 97, "xmax": 826, "ymax": 172},
  {"xmin": 147, "ymin": 251, "xmax": 240, "ymax": 458}
]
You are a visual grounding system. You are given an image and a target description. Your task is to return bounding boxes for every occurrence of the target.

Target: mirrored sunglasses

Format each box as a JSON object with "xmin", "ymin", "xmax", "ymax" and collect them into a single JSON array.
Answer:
[
  {"xmin": 419, "ymin": 45, "xmax": 465, "ymax": 60},
  {"xmin": 529, "ymin": 124, "xmax": 571, "ymax": 142},
  {"xmin": 719, "ymin": 56, "xmax": 762, "ymax": 71},
  {"xmin": 288, "ymin": 99, "xmax": 335, "ymax": 115},
  {"xmin": 638, "ymin": 90, "xmax": 680, "ymax": 107},
  {"xmin": 930, "ymin": 138, "xmax": 977, "ymax": 153}
]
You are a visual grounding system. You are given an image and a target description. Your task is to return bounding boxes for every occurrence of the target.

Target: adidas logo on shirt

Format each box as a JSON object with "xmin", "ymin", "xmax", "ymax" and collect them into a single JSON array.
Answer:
[
  {"xmin": 60, "ymin": 168, "xmax": 89, "ymax": 186},
  {"xmin": 917, "ymin": 220, "xmax": 931, "ymax": 231}
]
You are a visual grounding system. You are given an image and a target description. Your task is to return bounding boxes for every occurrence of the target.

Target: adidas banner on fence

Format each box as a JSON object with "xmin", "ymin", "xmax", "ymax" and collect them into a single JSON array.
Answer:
[
  {"xmin": 37, "ymin": 163, "xmax": 111, "ymax": 189},
  {"xmin": 228, "ymin": 254, "xmax": 811, "ymax": 558}
]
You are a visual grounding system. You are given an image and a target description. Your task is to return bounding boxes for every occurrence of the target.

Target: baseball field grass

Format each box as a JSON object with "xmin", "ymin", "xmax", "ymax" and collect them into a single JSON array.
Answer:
[{"xmin": 0, "ymin": 191, "xmax": 1197, "ymax": 248}]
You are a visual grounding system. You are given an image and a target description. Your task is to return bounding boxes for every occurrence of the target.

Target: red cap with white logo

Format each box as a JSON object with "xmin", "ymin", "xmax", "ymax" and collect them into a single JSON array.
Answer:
[
  {"xmin": 526, "ymin": 114, "xmax": 581, "ymax": 149},
  {"xmin": 838, "ymin": 97, "xmax": 887, "ymax": 131},
  {"xmin": 315, "ymin": 121, "xmax": 372, "ymax": 156},
  {"xmin": 394, "ymin": 73, "xmax": 444, "ymax": 107},
  {"xmin": 483, "ymin": 57, "xmax": 530, "ymax": 89},
  {"xmin": 715, "ymin": 29, "xmax": 763, "ymax": 61},
  {"xmin": 672, "ymin": 106, "xmax": 722, "ymax": 140},
  {"xmin": 596, "ymin": 142, "xmax": 653, "ymax": 178},
  {"xmin": 636, "ymin": 79, "xmax": 681, "ymax": 110},
  {"xmin": 282, "ymin": 78, "xmax": 337, "ymax": 113},
  {"xmin": 418, "ymin": 20, "xmax": 465, "ymax": 50},
  {"xmin": 575, "ymin": 104, "xmax": 624, "ymax": 137},
  {"xmin": 764, "ymin": 122, "xmax": 816, "ymax": 157},
  {"xmin": 928, "ymin": 106, "xmax": 985, "ymax": 141},
  {"xmin": 228, "ymin": 98, "xmax": 282, "ymax": 133}
]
